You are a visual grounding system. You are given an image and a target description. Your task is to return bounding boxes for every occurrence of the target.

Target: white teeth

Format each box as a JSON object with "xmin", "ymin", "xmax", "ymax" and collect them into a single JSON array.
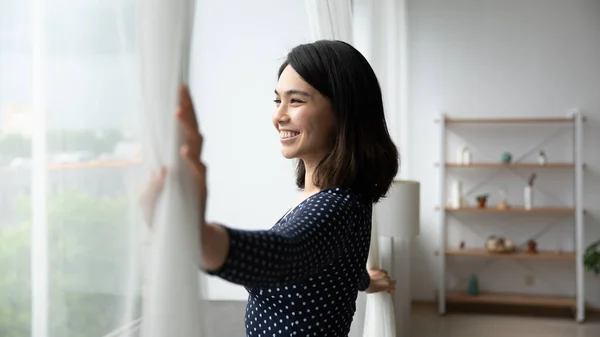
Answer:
[{"xmin": 280, "ymin": 131, "xmax": 299, "ymax": 139}]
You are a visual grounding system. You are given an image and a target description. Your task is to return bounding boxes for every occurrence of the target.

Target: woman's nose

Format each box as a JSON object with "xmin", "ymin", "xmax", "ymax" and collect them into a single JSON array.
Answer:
[{"xmin": 273, "ymin": 104, "xmax": 291, "ymax": 124}]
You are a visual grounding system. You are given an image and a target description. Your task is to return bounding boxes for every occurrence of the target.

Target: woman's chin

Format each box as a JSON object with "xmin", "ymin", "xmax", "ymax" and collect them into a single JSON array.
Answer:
[{"xmin": 281, "ymin": 148, "xmax": 298, "ymax": 159}]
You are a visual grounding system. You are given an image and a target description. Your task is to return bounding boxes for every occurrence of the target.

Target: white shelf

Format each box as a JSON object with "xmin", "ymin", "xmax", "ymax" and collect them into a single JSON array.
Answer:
[{"xmin": 437, "ymin": 113, "xmax": 586, "ymax": 322}]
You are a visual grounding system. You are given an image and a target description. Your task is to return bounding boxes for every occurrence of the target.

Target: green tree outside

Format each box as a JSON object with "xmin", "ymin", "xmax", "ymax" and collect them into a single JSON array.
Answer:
[{"xmin": 0, "ymin": 188, "xmax": 142, "ymax": 337}]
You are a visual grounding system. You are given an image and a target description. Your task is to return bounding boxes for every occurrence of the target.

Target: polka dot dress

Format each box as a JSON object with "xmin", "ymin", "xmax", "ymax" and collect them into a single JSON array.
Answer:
[{"xmin": 207, "ymin": 188, "xmax": 372, "ymax": 336}]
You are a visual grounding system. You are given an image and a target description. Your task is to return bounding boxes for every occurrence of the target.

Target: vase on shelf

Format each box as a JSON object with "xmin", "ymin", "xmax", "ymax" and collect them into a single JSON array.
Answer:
[
  {"xmin": 524, "ymin": 186, "xmax": 533, "ymax": 210},
  {"xmin": 462, "ymin": 147, "xmax": 472, "ymax": 165},
  {"xmin": 451, "ymin": 180, "xmax": 462, "ymax": 208},
  {"xmin": 456, "ymin": 147, "xmax": 464, "ymax": 164},
  {"xmin": 538, "ymin": 151, "xmax": 547, "ymax": 165},
  {"xmin": 524, "ymin": 173, "xmax": 536, "ymax": 210},
  {"xmin": 468, "ymin": 274, "xmax": 479, "ymax": 296}
]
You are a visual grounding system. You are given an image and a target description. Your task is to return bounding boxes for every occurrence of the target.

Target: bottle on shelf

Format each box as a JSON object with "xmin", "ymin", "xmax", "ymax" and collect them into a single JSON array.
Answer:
[
  {"xmin": 456, "ymin": 147, "xmax": 464, "ymax": 164},
  {"xmin": 451, "ymin": 180, "xmax": 462, "ymax": 208},
  {"xmin": 462, "ymin": 146, "xmax": 472, "ymax": 165},
  {"xmin": 538, "ymin": 150, "xmax": 547, "ymax": 165},
  {"xmin": 524, "ymin": 173, "xmax": 536, "ymax": 210},
  {"xmin": 468, "ymin": 274, "xmax": 479, "ymax": 296}
]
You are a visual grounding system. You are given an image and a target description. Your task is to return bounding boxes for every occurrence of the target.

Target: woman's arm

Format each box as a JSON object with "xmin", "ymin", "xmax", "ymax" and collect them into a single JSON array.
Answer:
[
  {"xmin": 358, "ymin": 269, "xmax": 371, "ymax": 291},
  {"xmin": 202, "ymin": 189, "xmax": 370, "ymax": 288},
  {"xmin": 200, "ymin": 222, "xmax": 230, "ymax": 271}
]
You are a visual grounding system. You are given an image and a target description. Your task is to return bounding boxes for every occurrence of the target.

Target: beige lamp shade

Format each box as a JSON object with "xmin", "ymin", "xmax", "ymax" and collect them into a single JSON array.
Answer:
[{"xmin": 374, "ymin": 180, "xmax": 420, "ymax": 238}]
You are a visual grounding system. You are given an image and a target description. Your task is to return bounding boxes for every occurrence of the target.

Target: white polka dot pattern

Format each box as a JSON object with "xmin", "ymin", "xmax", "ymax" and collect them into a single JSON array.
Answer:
[{"xmin": 208, "ymin": 188, "xmax": 372, "ymax": 336}]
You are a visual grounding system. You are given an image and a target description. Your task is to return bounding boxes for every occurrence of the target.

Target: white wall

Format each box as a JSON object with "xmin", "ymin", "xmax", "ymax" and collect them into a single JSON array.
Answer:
[
  {"xmin": 189, "ymin": 0, "xmax": 310, "ymax": 300},
  {"xmin": 407, "ymin": 0, "xmax": 600, "ymax": 307}
]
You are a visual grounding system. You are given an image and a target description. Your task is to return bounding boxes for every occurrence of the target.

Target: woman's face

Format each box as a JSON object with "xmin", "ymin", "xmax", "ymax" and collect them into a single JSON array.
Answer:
[{"xmin": 272, "ymin": 65, "xmax": 336, "ymax": 165}]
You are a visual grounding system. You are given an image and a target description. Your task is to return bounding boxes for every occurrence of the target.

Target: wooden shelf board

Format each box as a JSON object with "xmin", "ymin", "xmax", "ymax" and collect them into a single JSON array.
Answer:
[
  {"xmin": 445, "ymin": 206, "xmax": 576, "ymax": 215},
  {"xmin": 445, "ymin": 117, "xmax": 575, "ymax": 124},
  {"xmin": 446, "ymin": 290, "xmax": 576, "ymax": 308},
  {"xmin": 446, "ymin": 249, "xmax": 576, "ymax": 261},
  {"xmin": 445, "ymin": 162, "xmax": 577, "ymax": 168}
]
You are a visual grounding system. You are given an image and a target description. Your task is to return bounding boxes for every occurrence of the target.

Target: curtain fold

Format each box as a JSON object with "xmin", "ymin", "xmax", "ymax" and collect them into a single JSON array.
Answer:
[
  {"xmin": 304, "ymin": 0, "xmax": 354, "ymax": 43},
  {"xmin": 353, "ymin": 0, "xmax": 407, "ymax": 170},
  {"xmin": 363, "ymin": 217, "xmax": 396, "ymax": 337},
  {"xmin": 137, "ymin": 0, "xmax": 206, "ymax": 336},
  {"xmin": 0, "ymin": 1, "xmax": 165, "ymax": 336},
  {"xmin": 354, "ymin": 1, "xmax": 410, "ymax": 335},
  {"xmin": 0, "ymin": 1, "xmax": 208, "ymax": 336}
]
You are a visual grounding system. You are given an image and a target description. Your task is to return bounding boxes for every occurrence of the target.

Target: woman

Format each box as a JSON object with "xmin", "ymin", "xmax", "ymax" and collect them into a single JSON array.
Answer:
[{"xmin": 144, "ymin": 40, "xmax": 399, "ymax": 337}]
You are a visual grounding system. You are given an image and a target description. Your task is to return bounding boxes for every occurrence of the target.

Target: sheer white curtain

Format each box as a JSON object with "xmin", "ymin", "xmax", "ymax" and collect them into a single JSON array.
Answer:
[
  {"xmin": 363, "ymin": 217, "xmax": 396, "ymax": 337},
  {"xmin": 137, "ymin": 0, "xmax": 206, "ymax": 336},
  {"xmin": 304, "ymin": 0, "xmax": 354, "ymax": 43},
  {"xmin": 354, "ymin": 1, "xmax": 410, "ymax": 335},
  {"xmin": 1, "ymin": 0, "xmax": 145, "ymax": 336},
  {"xmin": 0, "ymin": 0, "xmax": 205, "ymax": 336},
  {"xmin": 353, "ymin": 0, "xmax": 407, "ymax": 165}
]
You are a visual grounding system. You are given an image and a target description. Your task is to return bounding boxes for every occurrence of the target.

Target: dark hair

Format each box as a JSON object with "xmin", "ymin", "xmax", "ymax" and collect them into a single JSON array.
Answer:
[{"xmin": 278, "ymin": 40, "xmax": 399, "ymax": 203}]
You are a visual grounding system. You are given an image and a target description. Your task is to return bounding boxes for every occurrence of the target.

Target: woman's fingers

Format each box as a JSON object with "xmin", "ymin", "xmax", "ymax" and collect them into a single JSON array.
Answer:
[
  {"xmin": 141, "ymin": 167, "xmax": 167, "ymax": 201},
  {"xmin": 156, "ymin": 167, "xmax": 167, "ymax": 189},
  {"xmin": 139, "ymin": 166, "xmax": 168, "ymax": 228},
  {"xmin": 368, "ymin": 268, "xmax": 388, "ymax": 278},
  {"xmin": 387, "ymin": 278, "xmax": 397, "ymax": 293},
  {"xmin": 181, "ymin": 145, "xmax": 207, "ymax": 180},
  {"xmin": 178, "ymin": 85, "xmax": 199, "ymax": 142},
  {"xmin": 178, "ymin": 85, "xmax": 198, "ymax": 130},
  {"xmin": 367, "ymin": 268, "xmax": 398, "ymax": 294},
  {"xmin": 176, "ymin": 85, "xmax": 203, "ymax": 160},
  {"xmin": 177, "ymin": 108, "xmax": 203, "ymax": 155}
]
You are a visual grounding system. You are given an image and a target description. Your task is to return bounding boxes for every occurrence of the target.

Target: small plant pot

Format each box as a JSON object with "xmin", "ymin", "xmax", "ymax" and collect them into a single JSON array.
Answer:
[
  {"xmin": 527, "ymin": 240, "xmax": 538, "ymax": 254},
  {"xmin": 477, "ymin": 199, "xmax": 487, "ymax": 208}
]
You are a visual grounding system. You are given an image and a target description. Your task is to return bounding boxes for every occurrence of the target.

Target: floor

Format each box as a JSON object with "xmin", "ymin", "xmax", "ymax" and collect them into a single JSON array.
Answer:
[{"xmin": 203, "ymin": 301, "xmax": 600, "ymax": 337}]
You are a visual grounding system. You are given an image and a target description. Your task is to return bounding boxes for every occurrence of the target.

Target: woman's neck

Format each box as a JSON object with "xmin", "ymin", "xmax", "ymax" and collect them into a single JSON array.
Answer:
[{"xmin": 302, "ymin": 161, "xmax": 320, "ymax": 196}]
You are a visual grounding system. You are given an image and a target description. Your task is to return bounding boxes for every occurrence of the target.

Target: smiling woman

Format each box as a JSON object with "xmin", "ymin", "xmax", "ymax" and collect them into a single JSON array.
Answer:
[
  {"xmin": 143, "ymin": 40, "xmax": 400, "ymax": 337},
  {"xmin": 276, "ymin": 41, "xmax": 399, "ymax": 204}
]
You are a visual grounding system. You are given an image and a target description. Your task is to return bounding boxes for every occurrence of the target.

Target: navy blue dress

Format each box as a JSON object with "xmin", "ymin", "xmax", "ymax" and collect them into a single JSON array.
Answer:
[{"xmin": 208, "ymin": 187, "xmax": 372, "ymax": 336}]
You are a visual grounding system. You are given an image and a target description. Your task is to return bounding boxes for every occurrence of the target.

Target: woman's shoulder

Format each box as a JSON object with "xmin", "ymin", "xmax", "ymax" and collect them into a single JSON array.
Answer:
[
  {"xmin": 319, "ymin": 187, "xmax": 370, "ymax": 202},
  {"xmin": 312, "ymin": 187, "xmax": 372, "ymax": 214}
]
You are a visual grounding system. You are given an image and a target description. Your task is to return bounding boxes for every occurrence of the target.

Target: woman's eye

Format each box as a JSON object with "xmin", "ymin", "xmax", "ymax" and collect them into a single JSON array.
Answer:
[
  {"xmin": 273, "ymin": 99, "xmax": 281, "ymax": 104},
  {"xmin": 290, "ymin": 99, "xmax": 304, "ymax": 104}
]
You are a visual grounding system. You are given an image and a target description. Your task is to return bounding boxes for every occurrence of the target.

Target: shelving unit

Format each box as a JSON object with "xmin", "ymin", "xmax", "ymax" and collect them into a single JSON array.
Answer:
[{"xmin": 436, "ymin": 113, "xmax": 586, "ymax": 322}]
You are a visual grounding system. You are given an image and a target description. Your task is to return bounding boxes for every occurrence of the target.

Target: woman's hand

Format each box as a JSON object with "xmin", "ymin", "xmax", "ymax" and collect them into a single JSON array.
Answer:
[
  {"xmin": 177, "ymin": 85, "xmax": 208, "ymax": 226},
  {"xmin": 138, "ymin": 85, "xmax": 207, "ymax": 229},
  {"xmin": 137, "ymin": 84, "xmax": 228, "ymax": 271},
  {"xmin": 139, "ymin": 166, "xmax": 167, "ymax": 228},
  {"xmin": 366, "ymin": 268, "xmax": 396, "ymax": 294},
  {"xmin": 177, "ymin": 85, "xmax": 229, "ymax": 271}
]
